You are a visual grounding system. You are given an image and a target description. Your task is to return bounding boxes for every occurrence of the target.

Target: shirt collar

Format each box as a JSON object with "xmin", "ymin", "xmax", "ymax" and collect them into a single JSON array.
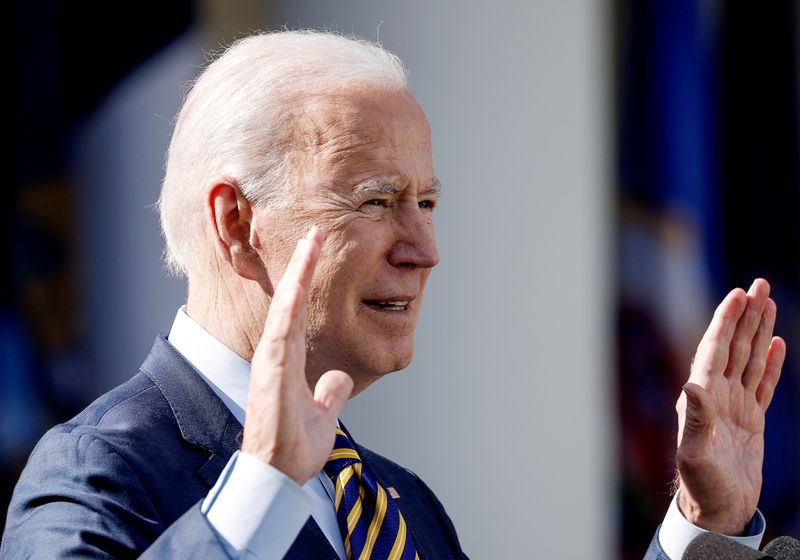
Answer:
[{"xmin": 167, "ymin": 307, "xmax": 250, "ymax": 425}]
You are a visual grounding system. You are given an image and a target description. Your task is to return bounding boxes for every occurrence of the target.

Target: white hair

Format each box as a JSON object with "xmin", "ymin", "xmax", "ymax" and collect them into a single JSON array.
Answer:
[{"xmin": 158, "ymin": 30, "xmax": 408, "ymax": 277}]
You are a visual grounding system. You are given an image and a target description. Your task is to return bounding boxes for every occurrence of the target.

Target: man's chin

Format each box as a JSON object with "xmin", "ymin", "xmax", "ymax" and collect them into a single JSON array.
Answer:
[
  {"xmin": 308, "ymin": 332, "xmax": 415, "ymax": 381},
  {"xmin": 355, "ymin": 346, "xmax": 414, "ymax": 379},
  {"xmin": 346, "ymin": 353, "xmax": 413, "ymax": 397},
  {"xmin": 346, "ymin": 328, "xmax": 415, "ymax": 371},
  {"xmin": 381, "ymin": 355, "xmax": 413, "ymax": 375}
]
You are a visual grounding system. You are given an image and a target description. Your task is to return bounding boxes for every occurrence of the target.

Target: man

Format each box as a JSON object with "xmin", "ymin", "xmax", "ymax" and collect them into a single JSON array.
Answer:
[{"xmin": 1, "ymin": 31, "xmax": 786, "ymax": 559}]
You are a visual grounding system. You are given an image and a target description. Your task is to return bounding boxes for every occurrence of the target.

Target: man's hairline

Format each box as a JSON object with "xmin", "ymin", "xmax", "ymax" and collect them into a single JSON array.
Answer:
[{"xmin": 256, "ymin": 84, "xmax": 438, "ymax": 209}]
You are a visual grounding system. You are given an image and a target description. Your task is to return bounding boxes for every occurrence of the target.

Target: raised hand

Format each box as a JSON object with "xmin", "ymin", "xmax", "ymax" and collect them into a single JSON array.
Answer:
[
  {"xmin": 675, "ymin": 279, "xmax": 786, "ymax": 534},
  {"xmin": 241, "ymin": 227, "xmax": 354, "ymax": 485}
]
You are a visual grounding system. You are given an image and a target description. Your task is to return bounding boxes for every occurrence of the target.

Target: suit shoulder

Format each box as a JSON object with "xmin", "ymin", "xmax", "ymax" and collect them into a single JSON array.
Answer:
[
  {"xmin": 356, "ymin": 445, "xmax": 424, "ymax": 484},
  {"xmin": 356, "ymin": 444, "xmax": 445, "ymax": 504},
  {"xmin": 37, "ymin": 371, "xmax": 194, "ymax": 479},
  {"xmin": 11, "ymin": 370, "xmax": 212, "ymax": 540},
  {"xmin": 56, "ymin": 372, "xmax": 168, "ymax": 436}
]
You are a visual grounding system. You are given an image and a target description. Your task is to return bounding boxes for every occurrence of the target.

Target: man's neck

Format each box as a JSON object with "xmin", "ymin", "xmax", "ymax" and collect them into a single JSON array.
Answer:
[{"xmin": 185, "ymin": 274, "xmax": 267, "ymax": 363}]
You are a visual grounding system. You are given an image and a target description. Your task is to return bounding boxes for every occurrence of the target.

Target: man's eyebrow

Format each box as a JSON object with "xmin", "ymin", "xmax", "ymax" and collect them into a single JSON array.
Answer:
[
  {"xmin": 353, "ymin": 180, "xmax": 403, "ymax": 194},
  {"xmin": 352, "ymin": 178, "xmax": 443, "ymax": 196},
  {"xmin": 422, "ymin": 179, "xmax": 442, "ymax": 196}
]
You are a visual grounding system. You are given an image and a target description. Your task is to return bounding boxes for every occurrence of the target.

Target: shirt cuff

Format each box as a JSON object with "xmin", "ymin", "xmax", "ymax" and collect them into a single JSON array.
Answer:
[
  {"xmin": 658, "ymin": 492, "xmax": 765, "ymax": 560},
  {"xmin": 202, "ymin": 451, "xmax": 313, "ymax": 559}
]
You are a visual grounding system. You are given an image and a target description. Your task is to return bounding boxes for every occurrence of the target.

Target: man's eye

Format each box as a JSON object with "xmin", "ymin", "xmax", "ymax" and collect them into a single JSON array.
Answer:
[
  {"xmin": 364, "ymin": 199, "xmax": 387, "ymax": 207},
  {"xmin": 419, "ymin": 200, "xmax": 436, "ymax": 210}
]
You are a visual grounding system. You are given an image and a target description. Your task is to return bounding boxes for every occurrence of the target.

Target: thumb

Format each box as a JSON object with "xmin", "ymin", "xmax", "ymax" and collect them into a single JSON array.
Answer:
[
  {"xmin": 681, "ymin": 382, "xmax": 714, "ymax": 438},
  {"xmin": 314, "ymin": 370, "xmax": 353, "ymax": 418}
]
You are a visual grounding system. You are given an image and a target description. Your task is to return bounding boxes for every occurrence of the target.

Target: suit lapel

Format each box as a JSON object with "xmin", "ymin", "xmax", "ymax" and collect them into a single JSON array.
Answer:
[
  {"xmin": 140, "ymin": 334, "xmax": 338, "ymax": 557},
  {"xmin": 140, "ymin": 334, "xmax": 242, "ymax": 486}
]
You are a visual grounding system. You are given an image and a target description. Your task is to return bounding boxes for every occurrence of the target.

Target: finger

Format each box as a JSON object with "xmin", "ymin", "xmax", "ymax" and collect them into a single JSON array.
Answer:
[
  {"xmin": 264, "ymin": 227, "xmax": 322, "ymax": 339},
  {"xmin": 275, "ymin": 226, "xmax": 322, "ymax": 304},
  {"xmin": 756, "ymin": 336, "xmax": 786, "ymax": 410},
  {"xmin": 690, "ymin": 288, "xmax": 747, "ymax": 384},
  {"xmin": 255, "ymin": 227, "xmax": 321, "ymax": 371},
  {"xmin": 675, "ymin": 392, "xmax": 688, "ymax": 446},
  {"xmin": 741, "ymin": 298, "xmax": 777, "ymax": 391},
  {"xmin": 724, "ymin": 279, "xmax": 771, "ymax": 381},
  {"xmin": 678, "ymin": 382, "xmax": 715, "ymax": 445},
  {"xmin": 314, "ymin": 370, "xmax": 353, "ymax": 418}
]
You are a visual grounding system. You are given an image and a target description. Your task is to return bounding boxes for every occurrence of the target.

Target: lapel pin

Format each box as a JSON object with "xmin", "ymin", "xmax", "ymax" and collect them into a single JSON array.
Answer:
[{"xmin": 387, "ymin": 487, "xmax": 400, "ymax": 499}]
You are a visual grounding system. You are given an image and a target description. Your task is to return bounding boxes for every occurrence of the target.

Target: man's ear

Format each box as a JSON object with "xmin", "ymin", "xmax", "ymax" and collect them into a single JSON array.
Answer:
[{"xmin": 207, "ymin": 182, "xmax": 269, "ymax": 288}]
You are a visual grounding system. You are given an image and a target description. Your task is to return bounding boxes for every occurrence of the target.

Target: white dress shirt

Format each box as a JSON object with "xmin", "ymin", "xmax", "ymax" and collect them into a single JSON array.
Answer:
[
  {"xmin": 659, "ymin": 492, "xmax": 764, "ymax": 560},
  {"xmin": 167, "ymin": 307, "xmax": 765, "ymax": 559}
]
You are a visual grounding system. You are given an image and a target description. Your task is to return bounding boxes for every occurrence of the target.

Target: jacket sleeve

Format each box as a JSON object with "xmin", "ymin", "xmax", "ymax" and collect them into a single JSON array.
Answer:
[
  {"xmin": 1, "ymin": 430, "xmax": 232, "ymax": 559},
  {"xmin": 643, "ymin": 526, "xmax": 672, "ymax": 560}
]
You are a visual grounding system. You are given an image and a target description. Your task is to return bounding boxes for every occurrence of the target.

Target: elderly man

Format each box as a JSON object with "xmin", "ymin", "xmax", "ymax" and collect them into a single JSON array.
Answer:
[{"xmin": 1, "ymin": 31, "xmax": 786, "ymax": 559}]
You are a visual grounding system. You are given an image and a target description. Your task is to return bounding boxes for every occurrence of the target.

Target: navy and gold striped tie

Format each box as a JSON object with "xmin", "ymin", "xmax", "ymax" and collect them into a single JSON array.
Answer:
[{"xmin": 324, "ymin": 427, "xmax": 419, "ymax": 560}]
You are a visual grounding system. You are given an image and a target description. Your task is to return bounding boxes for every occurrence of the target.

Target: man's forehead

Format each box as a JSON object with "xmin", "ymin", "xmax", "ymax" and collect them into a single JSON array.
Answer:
[
  {"xmin": 284, "ymin": 86, "xmax": 435, "ymax": 196},
  {"xmin": 291, "ymin": 86, "xmax": 429, "ymax": 148}
]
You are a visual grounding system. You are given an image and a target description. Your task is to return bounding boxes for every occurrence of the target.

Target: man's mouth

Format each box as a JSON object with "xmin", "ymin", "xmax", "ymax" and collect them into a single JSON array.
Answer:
[{"xmin": 363, "ymin": 298, "xmax": 412, "ymax": 311}]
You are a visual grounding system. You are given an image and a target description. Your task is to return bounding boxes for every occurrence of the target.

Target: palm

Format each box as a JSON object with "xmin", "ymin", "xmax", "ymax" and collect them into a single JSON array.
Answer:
[{"xmin": 675, "ymin": 279, "xmax": 785, "ymax": 534}]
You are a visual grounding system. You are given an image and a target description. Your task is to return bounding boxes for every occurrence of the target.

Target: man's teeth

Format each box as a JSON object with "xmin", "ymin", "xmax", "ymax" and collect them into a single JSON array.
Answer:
[{"xmin": 370, "ymin": 301, "xmax": 409, "ymax": 309}]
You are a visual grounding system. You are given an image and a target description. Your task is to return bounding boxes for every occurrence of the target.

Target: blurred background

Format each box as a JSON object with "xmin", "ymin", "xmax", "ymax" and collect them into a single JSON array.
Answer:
[{"xmin": 1, "ymin": 0, "xmax": 797, "ymax": 558}]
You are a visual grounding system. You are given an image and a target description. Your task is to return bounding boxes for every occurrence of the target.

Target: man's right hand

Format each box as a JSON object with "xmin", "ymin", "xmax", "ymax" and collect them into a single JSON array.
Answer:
[{"xmin": 241, "ymin": 226, "xmax": 354, "ymax": 485}]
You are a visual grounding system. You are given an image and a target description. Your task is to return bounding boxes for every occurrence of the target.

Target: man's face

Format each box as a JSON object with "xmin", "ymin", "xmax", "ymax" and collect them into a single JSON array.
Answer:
[{"xmin": 255, "ymin": 86, "xmax": 440, "ymax": 387}]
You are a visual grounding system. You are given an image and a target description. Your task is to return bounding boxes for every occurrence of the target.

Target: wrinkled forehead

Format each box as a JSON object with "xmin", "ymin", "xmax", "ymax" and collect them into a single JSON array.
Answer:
[{"xmin": 287, "ymin": 85, "xmax": 433, "ymax": 183}]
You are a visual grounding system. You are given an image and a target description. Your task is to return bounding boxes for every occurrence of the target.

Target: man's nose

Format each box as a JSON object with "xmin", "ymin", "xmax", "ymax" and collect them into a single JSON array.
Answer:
[{"xmin": 387, "ymin": 203, "xmax": 440, "ymax": 269}]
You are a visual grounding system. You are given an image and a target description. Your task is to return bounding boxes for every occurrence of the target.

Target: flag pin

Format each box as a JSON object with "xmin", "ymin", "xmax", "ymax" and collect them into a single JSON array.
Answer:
[{"xmin": 387, "ymin": 487, "xmax": 400, "ymax": 499}]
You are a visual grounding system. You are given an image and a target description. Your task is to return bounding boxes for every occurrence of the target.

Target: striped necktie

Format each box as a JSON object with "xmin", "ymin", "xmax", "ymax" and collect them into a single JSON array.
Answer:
[{"xmin": 324, "ymin": 427, "xmax": 419, "ymax": 560}]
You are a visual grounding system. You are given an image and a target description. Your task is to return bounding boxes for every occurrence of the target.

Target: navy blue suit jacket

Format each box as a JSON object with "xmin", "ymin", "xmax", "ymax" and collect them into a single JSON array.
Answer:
[{"xmin": 1, "ymin": 335, "xmax": 467, "ymax": 559}]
